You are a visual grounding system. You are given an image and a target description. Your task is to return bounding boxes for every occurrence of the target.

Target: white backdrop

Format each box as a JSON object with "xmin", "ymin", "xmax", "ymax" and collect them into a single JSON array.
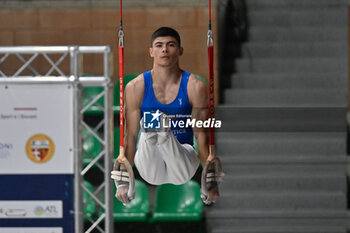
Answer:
[{"xmin": 0, "ymin": 84, "xmax": 74, "ymax": 174}]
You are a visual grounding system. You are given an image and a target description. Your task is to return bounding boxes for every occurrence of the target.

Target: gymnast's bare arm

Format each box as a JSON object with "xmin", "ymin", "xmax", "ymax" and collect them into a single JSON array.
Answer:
[
  {"xmin": 188, "ymin": 73, "xmax": 219, "ymax": 203},
  {"xmin": 115, "ymin": 74, "xmax": 144, "ymax": 204}
]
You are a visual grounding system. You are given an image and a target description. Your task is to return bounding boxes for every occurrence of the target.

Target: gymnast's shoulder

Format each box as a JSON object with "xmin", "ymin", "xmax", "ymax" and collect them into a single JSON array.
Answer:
[
  {"xmin": 125, "ymin": 74, "xmax": 145, "ymax": 104},
  {"xmin": 187, "ymin": 73, "xmax": 207, "ymax": 96},
  {"xmin": 125, "ymin": 73, "xmax": 145, "ymax": 93}
]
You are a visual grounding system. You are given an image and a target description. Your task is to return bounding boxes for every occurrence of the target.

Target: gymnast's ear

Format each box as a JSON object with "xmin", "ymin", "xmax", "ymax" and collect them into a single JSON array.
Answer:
[
  {"xmin": 149, "ymin": 47, "xmax": 154, "ymax": 58},
  {"xmin": 179, "ymin": 47, "xmax": 183, "ymax": 56}
]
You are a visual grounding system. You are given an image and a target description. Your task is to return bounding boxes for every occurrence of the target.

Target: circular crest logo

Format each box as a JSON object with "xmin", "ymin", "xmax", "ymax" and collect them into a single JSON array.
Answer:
[
  {"xmin": 34, "ymin": 206, "xmax": 44, "ymax": 216},
  {"xmin": 26, "ymin": 134, "xmax": 55, "ymax": 164}
]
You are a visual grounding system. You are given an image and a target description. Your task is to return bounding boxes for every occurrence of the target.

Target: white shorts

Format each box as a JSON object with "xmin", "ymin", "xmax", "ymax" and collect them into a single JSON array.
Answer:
[{"xmin": 134, "ymin": 128, "xmax": 200, "ymax": 185}]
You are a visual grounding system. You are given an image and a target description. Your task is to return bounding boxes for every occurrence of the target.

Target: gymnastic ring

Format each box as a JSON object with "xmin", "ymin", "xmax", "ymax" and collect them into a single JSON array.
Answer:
[
  {"xmin": 200, "ymin": 157, "xmax": 224, "ymax": 205},
  {"xmin": 112, "ymin": 157, "xmax": 135, "ymax": 203}
]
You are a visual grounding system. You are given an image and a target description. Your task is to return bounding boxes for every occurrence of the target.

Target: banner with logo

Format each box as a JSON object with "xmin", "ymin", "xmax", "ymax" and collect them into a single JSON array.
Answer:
[
  {"xmin": 0, "ymin": 228, "xmax": 62, "ymax": 233},
  {"xmin": 0, "ymin": 201, "xmax": 63, "ymax": 219},
  {"xmin": 0, "ymin": 84, "xmax": 74, "ymax": 174}
]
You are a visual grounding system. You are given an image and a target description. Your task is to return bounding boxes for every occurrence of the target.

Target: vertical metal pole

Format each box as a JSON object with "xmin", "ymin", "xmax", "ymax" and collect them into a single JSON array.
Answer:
[
  {"xmin": 104, "ymin": 46, "xmax": 114, "ymax": 233},
  {"xmin": 71, "ymin": 46, "xmax": 83, "ymax": 233}
]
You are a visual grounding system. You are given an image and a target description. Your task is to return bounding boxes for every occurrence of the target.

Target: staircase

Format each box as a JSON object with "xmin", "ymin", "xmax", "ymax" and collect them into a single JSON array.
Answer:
[{"xmin": 206, "ymin": 0, "xmax": 349, "ymax": 232}]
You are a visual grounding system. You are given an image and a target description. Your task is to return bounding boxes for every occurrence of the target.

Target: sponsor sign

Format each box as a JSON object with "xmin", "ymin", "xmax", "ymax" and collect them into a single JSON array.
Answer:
[
  {"xmin": 0, "ymin": 84, "xmax": 74, "ymax": 174},
  {"xmin": 0, "ymin": 228, "xmax": 62, "ymax": 233},
  {"xmin": 0, "ymin": 201, "xmax": 62, "ymax": 219}
]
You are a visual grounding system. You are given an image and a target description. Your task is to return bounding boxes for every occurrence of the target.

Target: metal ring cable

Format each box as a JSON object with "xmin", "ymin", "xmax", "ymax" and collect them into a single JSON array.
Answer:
[
  {"xmin": 112, "ymin": 0, "xmax": 135, "ymax": 204},
  {"xmin": 200, "ymin": 0, "xmax": 224, "ymax": 205}
]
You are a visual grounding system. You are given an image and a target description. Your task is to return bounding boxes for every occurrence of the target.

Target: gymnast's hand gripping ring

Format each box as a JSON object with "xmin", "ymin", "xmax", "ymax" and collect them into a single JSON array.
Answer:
[
  {"xmin": 200, "ymin": 157, "xmax": 224, "ymax": 205},
  {"xmin": 111, "ymin": 156, "xmax": 135, "ymax": 204}
]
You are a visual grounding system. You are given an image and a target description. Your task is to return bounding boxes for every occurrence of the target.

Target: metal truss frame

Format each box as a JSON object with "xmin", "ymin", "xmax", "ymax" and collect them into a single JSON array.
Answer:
[{"xmin": 0, "ymin": 46, "xmax": 114, "ymax": 233}]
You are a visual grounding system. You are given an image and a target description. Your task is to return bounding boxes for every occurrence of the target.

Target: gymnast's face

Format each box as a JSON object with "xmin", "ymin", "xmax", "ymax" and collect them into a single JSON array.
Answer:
[{"xmin": 149, "ymin": 36, "xmax": 183, "ymax": 67}]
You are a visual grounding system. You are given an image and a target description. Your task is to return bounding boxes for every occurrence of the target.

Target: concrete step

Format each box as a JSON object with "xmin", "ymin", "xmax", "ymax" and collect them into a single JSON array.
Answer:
[
  {"xmin": 232, "ymin": 58, "xmax": 347, "ymax": 73},
  {"xmin": 216, "ymin": 106, "xmax": 347, "ymax": 132},
  {"xmin": 206, "ymin": 210, "xmax": 348, "ymax": 233},
  {"xmin": 220, "ymin": 164, "xmax": 347, "ymax": 176},
  {"xmin": 221, "ymin": 173, "xmax": 346, "ymax": 193},
  {"xmin": 248, "ymin": 10, "xmax": 347, "ymax": 27},
  {"xmin": 220, "ymin": 156, "xmax": 347, "ymax": 174},
  {"xmin": 206, "ymin": 208, "xmax": 348, "ymax": 219},
  {"xmin": 244, "ymin": 27, "xmax": 347, "ymax": 42},
  {"xmin": 209, "ymin": 225, "xmax": 347, "ymax": 233},
  {"xmin": 210, "ymin": 192, "xmax": 346, "ymax": 210},
  {"xmin": 245, "ymin": 0, "xmax": 348, "ymax": 10},
  {"xmin": 215, "ymin": 132, "xmax": 346, "ymax": 156},
  {"xmin": 227, "ymin": 42, "xmax": 347, "ymax": 58},
  {"xmin": 230, "ymin": 73, "xmax": 347, "ymax": 89},
  {"xmin": 220, "ymin": 154, "xmax": 347, "ymax": 164},
  {"xmin": 224, "ymin": 89, "xmax": 347, "ymax": 107},
  {"xmin": 210, "ymin": 0, "xmax": 348, "ymax": 231},
  {"xmin": 219, "ymin": 157, "xmax": 347, "ymax": 176}
]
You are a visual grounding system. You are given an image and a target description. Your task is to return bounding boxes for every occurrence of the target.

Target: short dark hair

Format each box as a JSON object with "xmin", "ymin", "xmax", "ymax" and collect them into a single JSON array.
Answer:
[{"xmin": 151, "ymin": 27, "xmax": 181, "ymax": 47}]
